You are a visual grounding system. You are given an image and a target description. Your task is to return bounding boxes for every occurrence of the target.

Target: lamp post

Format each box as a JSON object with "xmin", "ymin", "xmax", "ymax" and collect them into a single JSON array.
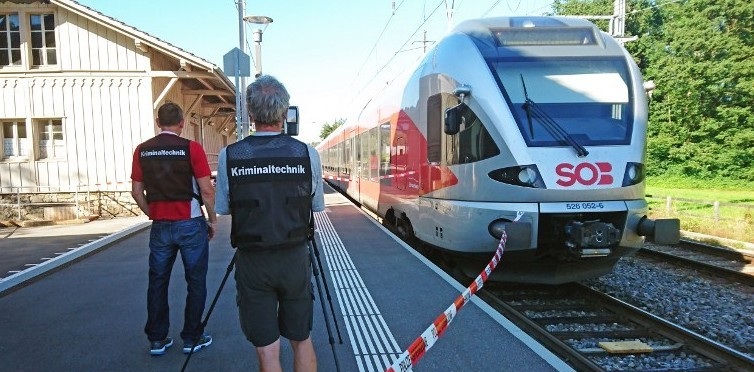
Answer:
[{"xmin": 242, "ymin": 15, "xmax": 273, "ymax": 78}]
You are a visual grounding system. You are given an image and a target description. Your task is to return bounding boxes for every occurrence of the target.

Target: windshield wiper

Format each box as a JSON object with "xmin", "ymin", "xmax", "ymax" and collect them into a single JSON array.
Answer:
[{"xmin": 520, "ymin": 75, "xmax": 589, "ymax": 157}]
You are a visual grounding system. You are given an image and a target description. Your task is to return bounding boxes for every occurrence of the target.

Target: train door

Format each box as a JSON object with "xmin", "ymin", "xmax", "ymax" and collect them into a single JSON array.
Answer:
[
  {"xmin": 426, "ymin": 92, "xmax": 470, "ymax": 192},
  {"xmin": 395, "ymin": 135, "xmax": 407, "ymax": 191},
  {"xmin": 425, "ymin": 93, "xmax": 452, "ymax": 193},
  {"xmin": 342, "ymin": 136, "xmax": 351, "ymax": 186},
  {"xmin": 352, "ymin": 129, "xmax": 362, "ymax": 203}
]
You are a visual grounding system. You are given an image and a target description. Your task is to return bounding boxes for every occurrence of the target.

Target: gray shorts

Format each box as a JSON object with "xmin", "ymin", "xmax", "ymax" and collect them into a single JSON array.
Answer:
[{"xmin": 234, "ymin": 243, "xmax": 313, "ymax": 347}]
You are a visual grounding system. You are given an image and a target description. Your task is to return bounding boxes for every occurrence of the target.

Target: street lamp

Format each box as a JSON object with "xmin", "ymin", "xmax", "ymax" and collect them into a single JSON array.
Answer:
[{"xmin": 243, "ymin": 15, "xmax": 273, "ymax": 78}]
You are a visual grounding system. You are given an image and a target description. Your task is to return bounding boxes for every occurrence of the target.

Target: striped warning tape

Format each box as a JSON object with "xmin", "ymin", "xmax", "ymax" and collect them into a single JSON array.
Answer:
[{"xmin": 385, "ymin": 229, "xmax": 508, "ymax": 372}]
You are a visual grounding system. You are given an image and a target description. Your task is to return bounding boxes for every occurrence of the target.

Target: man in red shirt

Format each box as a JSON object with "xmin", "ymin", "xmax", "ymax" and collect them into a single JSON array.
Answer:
[{"xmin": 131, "ymin": 102, "xmax": 217, "ymax": 356}]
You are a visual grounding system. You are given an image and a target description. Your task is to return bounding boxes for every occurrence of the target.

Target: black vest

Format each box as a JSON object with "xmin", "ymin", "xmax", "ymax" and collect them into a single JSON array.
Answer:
[
  {"xmin": 138, "ymin": 134, "xmax": 196, "ymax": 203},
  {"xmin": 227, "ymin": 135, "xmax": 313, "ymax": 251}
]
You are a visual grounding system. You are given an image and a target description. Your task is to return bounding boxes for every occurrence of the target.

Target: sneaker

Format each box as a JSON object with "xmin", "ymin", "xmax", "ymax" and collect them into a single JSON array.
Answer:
[
  {"xmin": 150, "ymin": 337, "xmax": 173, "ymax": 356},
  {"xmin": 183, "ymin": 334, "xmax": 212, "ymax": 354}
]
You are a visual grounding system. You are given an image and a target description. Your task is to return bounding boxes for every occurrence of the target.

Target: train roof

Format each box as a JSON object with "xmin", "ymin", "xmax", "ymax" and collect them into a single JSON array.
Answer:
[{"xmin": 451, "ymin": 16, "xmax": 625, "ymax": 58}]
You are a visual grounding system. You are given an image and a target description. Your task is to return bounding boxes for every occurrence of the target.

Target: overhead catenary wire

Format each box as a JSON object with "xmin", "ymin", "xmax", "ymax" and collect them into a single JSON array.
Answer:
[
  {"xmin": 349, "ymin": 0, "xmax": 538, "ymax": 106},
  {"xmin": 482, "ymin": 0, "xmax": 504, "ymax": 17},
  {"xmin": 625, "ymin": 0, "xmax": 683, "ymax": 16},
  {"xmin": 350, "ymin": 0, "xmax": 445, "ymax": 103},
  {"xmin": 349, "ymin": 0, "xmax": 408, "ymax": 90}
]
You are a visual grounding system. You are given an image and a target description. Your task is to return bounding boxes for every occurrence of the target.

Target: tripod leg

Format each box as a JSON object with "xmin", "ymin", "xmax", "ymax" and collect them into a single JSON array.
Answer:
[
  {"xmin": 310, "ymin": 237, "xmax": 343, "ymax": 343},
  {"xmin": 181, "ymin": 253, "xmax": 236, "ymax": 372},
  {"xmin": 309, "ymin": 243, "xmax": 342, "ymax": 372}
]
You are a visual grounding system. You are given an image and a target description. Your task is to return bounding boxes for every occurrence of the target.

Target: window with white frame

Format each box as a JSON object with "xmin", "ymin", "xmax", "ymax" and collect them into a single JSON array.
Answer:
[
  {"xmin": 29, "ymin": 13, "xmax": 56, "ymax": 66},
  {"xmin": 37, "ymin": 118, "xmax": 64, "ymax": 159},
  {"xmin": 0, "ymin": 13, "xmax": 22, "ymax": 67},
  {"xmin": 2, "ymin": 120, "xmax": 28, "ymax": 159},
  {"xmin": 0, "ymin": 11, "xmax": 57, "ymax": 68}
]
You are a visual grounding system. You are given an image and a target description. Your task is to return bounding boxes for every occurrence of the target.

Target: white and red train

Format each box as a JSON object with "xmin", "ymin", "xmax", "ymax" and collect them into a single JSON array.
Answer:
[{"xmin": 316, "ymin": 16, "xmax": 679, "ymax": 284}]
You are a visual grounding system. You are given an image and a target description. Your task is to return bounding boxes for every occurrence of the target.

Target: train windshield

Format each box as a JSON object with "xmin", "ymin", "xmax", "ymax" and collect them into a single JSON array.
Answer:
[{"xmin": 495, "ymin": 58, "xmax": 633, "ymax": 147}]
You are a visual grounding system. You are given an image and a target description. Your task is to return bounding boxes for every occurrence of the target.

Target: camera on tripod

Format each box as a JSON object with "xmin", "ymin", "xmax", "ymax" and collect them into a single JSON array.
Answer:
[{"xmin": 284, "ymin": 106, "xmax": 299, "ymax": 136}]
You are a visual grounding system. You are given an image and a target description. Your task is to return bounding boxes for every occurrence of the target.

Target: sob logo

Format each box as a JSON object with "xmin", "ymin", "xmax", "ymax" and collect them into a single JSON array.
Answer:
[{"xmin": 556, "ymin": 162, "xmax": 614, "ymax": 187}]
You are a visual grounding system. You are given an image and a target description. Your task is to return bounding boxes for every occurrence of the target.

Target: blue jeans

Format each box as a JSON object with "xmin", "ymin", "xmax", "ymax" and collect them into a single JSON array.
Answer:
[{"xmin": 144, "ymin": 217, "xmax": 209, "ymax": 343}]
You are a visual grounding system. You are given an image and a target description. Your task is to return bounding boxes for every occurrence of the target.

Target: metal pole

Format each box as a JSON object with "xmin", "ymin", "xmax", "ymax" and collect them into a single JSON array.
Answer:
[
  {"xmin": 238, "ymin": 0, "xmax": 248, "ymax": 138},
  {"xmin": 75, "ymin": 186, "xmax": 80, "ymax": 220},
  {"xmin": 235, "ymin": 71, "xmax": 242, "ymax": 142},
  {"xmin": 236, "ymin": 0, "xmax": 248, "ymax": 140},
  {"xmin": 254, "ymin": 29, "xmax": 262, "ymax": 77},
  {"xmin": 16, "ymin": 187, "xmax": 20, "ymax": 220}
]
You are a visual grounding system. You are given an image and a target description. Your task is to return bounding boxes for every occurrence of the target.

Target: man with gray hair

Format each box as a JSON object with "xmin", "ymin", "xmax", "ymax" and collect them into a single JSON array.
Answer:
[{"xmin": 215, "ymin": 75, "xmax": 324, "ymax": 371}]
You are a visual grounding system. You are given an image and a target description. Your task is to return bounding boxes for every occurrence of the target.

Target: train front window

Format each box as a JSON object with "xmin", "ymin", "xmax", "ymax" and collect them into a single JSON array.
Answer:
[{"xmin": 495, "ymin": 58, "xmax": 633, "ymax": 146}]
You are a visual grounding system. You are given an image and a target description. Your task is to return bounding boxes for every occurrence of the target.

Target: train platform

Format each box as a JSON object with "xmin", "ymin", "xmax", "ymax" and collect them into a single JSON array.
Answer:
[{"xmin": 0, "ymin": 186, "xmax": 573, "ymax": 372}]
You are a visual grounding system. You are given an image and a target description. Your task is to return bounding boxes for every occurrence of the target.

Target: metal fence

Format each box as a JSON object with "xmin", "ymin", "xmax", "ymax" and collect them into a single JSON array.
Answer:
[
  {"xmin": 0, "ymin": 185, "xmax": 92, "ymax": 221},
  {"xmin": 0, "ymin": 185, "xmax": 140, "ymax": 222},
  {"xmin": 646, "ymin": 195, "xmax": 754, "ymax": 223}
]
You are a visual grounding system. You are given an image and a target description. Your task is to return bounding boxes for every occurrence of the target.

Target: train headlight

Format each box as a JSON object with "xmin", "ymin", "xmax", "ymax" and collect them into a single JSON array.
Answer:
[
  {"xmin": 488, "ymin": 165, "xmax": 545, "ymax": 188},
  {"xmin": 622, "ymin": 162, "xmax": 645, "ymax": 186},
  {"xmin": 518, "ymin": 167, "xmax": 537, "ymax": 184}
]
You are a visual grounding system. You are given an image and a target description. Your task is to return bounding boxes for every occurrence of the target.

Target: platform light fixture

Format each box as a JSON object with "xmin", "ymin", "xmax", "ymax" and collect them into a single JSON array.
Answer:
[{"xmin": 243, "ymin": 15, "xmax": 273, "ymax": 78}]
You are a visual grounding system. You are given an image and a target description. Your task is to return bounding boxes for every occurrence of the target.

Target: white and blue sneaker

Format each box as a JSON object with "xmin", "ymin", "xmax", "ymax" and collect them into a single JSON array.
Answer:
[
  {"xmin": 183, "ymin": 334, "xmax": 212, "ymax": 354},
  {"xmin": 150, "ymin": 337, "xmax": 173, "ymax": 356}
]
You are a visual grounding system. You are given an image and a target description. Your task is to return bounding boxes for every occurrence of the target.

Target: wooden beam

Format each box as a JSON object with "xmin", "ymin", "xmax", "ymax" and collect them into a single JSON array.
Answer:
[
  {"xmin": 180, "ymin": 59, "xmax": 192, "ymax": 71},
  {"xmin": 185, "ymin": 95, "xmax": 204, "ymax": 113},
  {"xmin": 182, "ymin": 89, "xmax": 233, "ymax": 96},
  {"xmin": 153, "ymin": 77, "xmax": 178, "ymax": 109},
  {"xmin": 204, "ymin": 103, "xmax": 235, "ymax": 109},
  {"xmin": 149, "ymin": 71, "xmax": 216, "ymax": 79},
  {"xmin": 134, "ymin": 39, "xmax": 149, "ymax": 53},
  {"xmin": 216, "ymin": 116, "xmax": 234, "ymax": 133}
]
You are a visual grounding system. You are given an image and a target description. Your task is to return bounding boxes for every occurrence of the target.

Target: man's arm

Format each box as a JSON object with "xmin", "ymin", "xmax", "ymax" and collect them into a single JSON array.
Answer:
[
  {"xmin": 308, "ymin": 146, "xmax": 325, "ymax": 212},
  {"xmin": 189, "ymin": 141, "xmax": 218, "ymax": 239},
  {"xmin": 197, "ymin": 175, "xmax": 217, "ymax": 239},
  {"xmin": 131, "ymin": 180, "xmax": 150, "ymax": 216},
  {"xmin": 215, "ymin": 148, "xmax": 231, "ymax": 215}
]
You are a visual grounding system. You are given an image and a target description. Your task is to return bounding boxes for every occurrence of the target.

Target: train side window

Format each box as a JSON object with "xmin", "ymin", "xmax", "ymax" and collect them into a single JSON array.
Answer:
[
  {"xmin": 368, "ymin": 127, "xmax": 379, "ymax": 181},
  {"xmin": 428, "ymin": 92, "xmax": 461, "ymax": 164},
  {"xmin": 379, "ymin": 122, "xmax": 391, "ymax": 178},
  {"xmin": 344, "ymin": 137, "xmax": 351, "ymax": 175},
  {"xmin": 427, "ymin": 94, "xmax": 443, "ymax": 164},
  {"xmin": 358, "ymin": 133, "xmax": 367, "ymax": 178},
  {"xmin": 448, "ymin": 107, "xmax": 500, "ymax": 165}
]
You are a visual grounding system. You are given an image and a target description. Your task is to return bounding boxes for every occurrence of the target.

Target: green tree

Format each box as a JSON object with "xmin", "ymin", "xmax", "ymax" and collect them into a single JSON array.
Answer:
[
  {"xmin": 554, "ymin": 0, "xmax": 754, "ymax": 182},
  {"xmin": 320, "ymin": 118, "xmax": 346, "ymax": 140}
]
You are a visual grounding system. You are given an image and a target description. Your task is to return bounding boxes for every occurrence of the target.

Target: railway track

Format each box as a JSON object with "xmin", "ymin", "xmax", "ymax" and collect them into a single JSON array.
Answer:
[
  {"xmin": 640, "ymin": 239, "xmax": 754, "ymax": 286},
  {"xmin": 349, "ymin": 191, "xmax": 753, "ymax": 370},
  {"xmin": 476, "ymin": 282, "xmax": 754, "ymax": 372}
]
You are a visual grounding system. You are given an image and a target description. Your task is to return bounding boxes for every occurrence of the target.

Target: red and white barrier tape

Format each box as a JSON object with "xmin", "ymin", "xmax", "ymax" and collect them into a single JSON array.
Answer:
[{"xmin": 385, "ymin": 229, "xmax": 507, "ymax": 372}]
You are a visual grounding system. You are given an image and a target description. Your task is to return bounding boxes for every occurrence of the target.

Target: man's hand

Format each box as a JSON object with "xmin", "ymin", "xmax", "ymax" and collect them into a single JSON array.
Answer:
[{"xmin": 208, "ymin": 222, "xmax": 217, "ymax": 240}]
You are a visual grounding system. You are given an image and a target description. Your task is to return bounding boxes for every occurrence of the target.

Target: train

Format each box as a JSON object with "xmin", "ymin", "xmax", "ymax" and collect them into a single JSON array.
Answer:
[{"xmin": 315, "ymin": 16, "xmax": 680, "ymax": 284}]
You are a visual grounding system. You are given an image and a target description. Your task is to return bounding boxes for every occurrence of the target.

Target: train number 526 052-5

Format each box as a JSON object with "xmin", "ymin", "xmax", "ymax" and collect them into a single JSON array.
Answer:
[{"xmin": 566, "ymin": 202, "xmax": 605, "ymax": 210}]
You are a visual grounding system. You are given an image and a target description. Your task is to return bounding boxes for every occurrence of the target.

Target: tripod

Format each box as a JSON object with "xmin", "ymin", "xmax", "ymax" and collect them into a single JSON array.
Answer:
[
  {"xmin": 180, "ymin": 253, "xmax": 236, "ymax": 372},
  {"xmin": 309, "ymin": 226, "xmax": 343, "ymax": 372}
]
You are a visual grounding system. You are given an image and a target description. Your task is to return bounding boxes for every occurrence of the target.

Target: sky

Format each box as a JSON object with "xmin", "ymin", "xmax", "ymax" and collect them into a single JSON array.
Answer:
[{"xmin": 76, "ymin": 0, "xmax": 554, "ymax": 143}]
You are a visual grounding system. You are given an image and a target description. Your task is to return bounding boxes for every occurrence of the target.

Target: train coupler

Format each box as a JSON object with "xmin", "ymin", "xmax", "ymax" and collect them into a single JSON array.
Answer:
[
  {"xmin": 637, "ymin": 216, "xmax": 680, "ymax": 244},
  {"xmin": 564, "ymin": 220, "xmax": 621, "ymax": 257}
]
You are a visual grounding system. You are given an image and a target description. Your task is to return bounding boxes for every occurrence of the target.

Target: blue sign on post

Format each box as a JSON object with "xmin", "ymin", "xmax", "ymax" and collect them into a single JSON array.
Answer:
[
  {"xmin": 223, "ymin": 48, "xmax": 251, "ymax": 141},
  {"xmin": 223, "ymin": 47, "xmax": 251, "ymax": 77}
]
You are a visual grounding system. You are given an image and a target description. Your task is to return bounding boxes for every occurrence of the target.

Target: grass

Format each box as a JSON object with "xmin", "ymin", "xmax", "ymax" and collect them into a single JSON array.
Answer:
[{"xmin": 645, "ymin": 176, "xmax": 754, "ymax": 244}]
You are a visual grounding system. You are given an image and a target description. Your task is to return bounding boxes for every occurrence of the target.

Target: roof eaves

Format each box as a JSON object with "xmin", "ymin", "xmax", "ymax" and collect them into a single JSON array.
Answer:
[{"xmin": 50, "ymin": 0, "xmax": 225, "ymax": 77}]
